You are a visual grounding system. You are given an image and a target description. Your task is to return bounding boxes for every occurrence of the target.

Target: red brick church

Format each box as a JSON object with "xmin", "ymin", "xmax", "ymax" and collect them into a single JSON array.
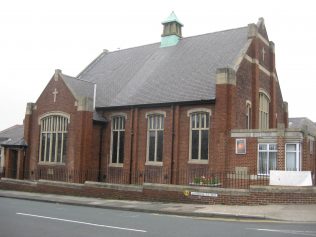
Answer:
[{"xmin": 4, "ymin": 13, "xmax": 316, "ymax": 185}]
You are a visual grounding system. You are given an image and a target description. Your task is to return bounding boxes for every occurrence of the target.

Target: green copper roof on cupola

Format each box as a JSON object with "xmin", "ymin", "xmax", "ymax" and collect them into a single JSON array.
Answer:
[
  {"xmin": 160, "ymin": 11, "xmax": 183, "ymax": 47},
  {"xmin": 161, "ymin": 11, "xmax": 183, "ymax": 26}
]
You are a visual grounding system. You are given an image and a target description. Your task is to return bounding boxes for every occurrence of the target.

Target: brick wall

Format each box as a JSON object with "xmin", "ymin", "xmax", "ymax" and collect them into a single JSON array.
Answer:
[
  {"xmin": 99, "ymin": 104, "xmax": 216, "ymax": 185},
  {"xmin": 1, "ymin": 179, "xmax": 316, "ymax": 205}
]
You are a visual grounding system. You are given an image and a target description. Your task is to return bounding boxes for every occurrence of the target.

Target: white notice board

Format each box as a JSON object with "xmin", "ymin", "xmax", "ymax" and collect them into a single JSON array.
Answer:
[{"xmin": 269, "ymin": 171, "xmax": 312, "ymax": 186}]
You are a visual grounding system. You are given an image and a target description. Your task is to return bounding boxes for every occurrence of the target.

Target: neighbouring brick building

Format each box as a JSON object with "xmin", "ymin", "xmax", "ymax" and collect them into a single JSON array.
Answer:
[
  {"xmin": 4, "ymin": 13, "xmax": 316, "ymax": 185},
  {"xmin": 0, "ymin": 125, "xmax": 26, "ymax": 179}
]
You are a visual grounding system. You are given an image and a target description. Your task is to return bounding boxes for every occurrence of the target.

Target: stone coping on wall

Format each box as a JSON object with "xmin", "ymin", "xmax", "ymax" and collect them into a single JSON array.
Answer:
[
  {"xmin": 143, "ymin": 183, "xmax": 250, "ymax": 196},
  {"xmin": 1, "ymin": 178, "xmax": 37, "ymax": 186},
  {"xmin": 84, "ymin": 181, "xmax": 143, "ymax": 192},
  {"xmin": 38, "ymin": 179, "xmax": 84, "ymax": 189},
  {"xmin": 250, "ymin": 185, "xmax": 316, "ymax": 193}
]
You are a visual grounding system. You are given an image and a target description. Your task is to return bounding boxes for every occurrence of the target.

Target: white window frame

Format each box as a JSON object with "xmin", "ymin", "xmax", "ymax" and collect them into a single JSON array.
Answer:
[
  {"xmin": 39, "ymin": 114, "xmax": 69, "ymax": 164},
  {"xmin": 259, "ymin": 90, "xmax": 270, "ymax": 129},
  {"xmin": 188, "ymin": 110, "xmax": 211, "ymax": 163},
  {"xmin": 146, "ymin": 113, "xmax": 165, "ymax": 165},
  {"xmin": 258, "ymin": 143, "xmax": 277, "ymax": 175},
  {"xmin": 110, "ymin": 115, "xmax": 126, "ymax": 166},
  {"xmin": 236, "ymin": 138, "xmax": 246, "ymax": 154},
  {"xmin": 285, "ymin": 143, "xmax": 301, "ymax": 171}
]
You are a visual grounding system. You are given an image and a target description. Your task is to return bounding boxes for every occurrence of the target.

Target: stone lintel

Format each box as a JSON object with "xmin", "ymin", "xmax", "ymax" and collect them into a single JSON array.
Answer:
[{"xmin": 216, "ymin": 68, "xmax": 236, "ymax": 85}]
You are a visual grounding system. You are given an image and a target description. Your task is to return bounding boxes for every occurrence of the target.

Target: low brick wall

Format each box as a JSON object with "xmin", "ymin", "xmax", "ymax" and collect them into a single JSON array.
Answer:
[{"xmin": 1, "ymin": 178, "xmax": 316, "ymax": 205}]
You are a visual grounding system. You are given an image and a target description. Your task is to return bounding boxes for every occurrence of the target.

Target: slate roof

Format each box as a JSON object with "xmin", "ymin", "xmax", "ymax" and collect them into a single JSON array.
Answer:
[
  {"xmin": 61, "ymin": 74, "xmax": 95, "ymax": 100},
  {"xmin": 77, "ymin": 26, "xmax": 249, "ymax": 108},
  {"xmin": 60, "ymin": 73, "xmax": 107, "ymax": 123},
  {"xmin": 289, "ymin": 117, "xmax": 316, "ymax": 136},
  {"xmin": 0, "ymin": 125, "xmax": 26, "ymax": 147}
]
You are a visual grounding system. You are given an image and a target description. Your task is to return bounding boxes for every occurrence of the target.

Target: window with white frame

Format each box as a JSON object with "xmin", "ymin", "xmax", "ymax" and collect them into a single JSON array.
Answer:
[
  {"xmin": 286, "ymin": 143, "xmax": 300, "ymax": 171},
  {"xmin": 111, "ymin": 116, "xmax": 125, "ymax": 164},
  {"xmin": 258, "ymin": 143, "xmax": 277, "ymax": 175},
  {"xmin": 310, "ymin": 140, "xmax": 314, "ymax": 155},
  {"xmin": 147, "ymin": 114, "xmax": 164, "ymax": 163},
  {"xmin": 259, "ymin": 92, "xmax": 270, "ymax": 129},
  {"xmin": 39, "ymin": 115, "xmax": 69, "ymax": 163},
  {"xmin": 236, "ymin": 138, "xmax": 246, "ymax": 154},
  {"xmin": 190, "ymin": 112, "xmax": 209, "ymax": 161}
]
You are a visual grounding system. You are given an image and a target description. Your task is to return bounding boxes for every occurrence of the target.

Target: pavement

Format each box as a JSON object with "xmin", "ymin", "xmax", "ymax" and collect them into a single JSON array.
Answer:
[{"xmin": 0, "ymin": 189, "xmax": 316, "ymax": 223}]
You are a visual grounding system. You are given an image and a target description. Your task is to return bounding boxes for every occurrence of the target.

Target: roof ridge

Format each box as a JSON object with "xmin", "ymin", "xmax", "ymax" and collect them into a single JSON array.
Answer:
[
  {"xmin": 86, "ymin": 26, "xmax": 248, "ymax": 58},
  {"xmin": 62, "ymin": 73, "xmax": 95, "ymax": 85},
  {"xmin": 182, "ymin": 26, "xmax": 248, "ymax": 41},
  {"xmin": 107, "ymin": 42, "xmax": 160, "ymax": 55},
  {"xmin": 77, "ymin": 51, "xmax": 108, "ymax": 79},
  {"xmin": 77, "ymin": 43, "xmax": 161, "ymax": 80}
]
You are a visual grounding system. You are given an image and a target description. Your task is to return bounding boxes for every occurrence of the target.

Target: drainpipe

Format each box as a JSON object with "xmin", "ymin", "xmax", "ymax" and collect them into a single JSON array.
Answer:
[
  {"xmin": 129, "ymin": 108, "xmax": 134, "ymax": 184},
  {"xmin": 170, "ymin": 105, "xmax": 175, "ymax": 184},
  {"xmin": 98, "ymin": 125, "xmax": 105, "ymax": 182},
  {"xmin": 23, "ymin": 147, "xmax": 26, "ymax": 179}
]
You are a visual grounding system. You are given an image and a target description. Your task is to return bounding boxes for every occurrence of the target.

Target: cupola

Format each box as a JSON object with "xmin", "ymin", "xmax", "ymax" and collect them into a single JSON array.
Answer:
[{"xmin": 160, "ymin": 11, "xmax": 183, "ymax": 47}]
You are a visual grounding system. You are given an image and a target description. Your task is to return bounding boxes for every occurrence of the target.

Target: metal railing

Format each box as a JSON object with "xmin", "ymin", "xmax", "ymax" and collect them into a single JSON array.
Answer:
[{"xmin": 0, "ymin": 166, "xmax": 282, "ymax": 189}]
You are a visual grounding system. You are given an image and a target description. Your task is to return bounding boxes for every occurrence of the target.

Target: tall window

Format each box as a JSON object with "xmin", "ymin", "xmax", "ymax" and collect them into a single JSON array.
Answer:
[
  {"xmin": 246, "ymin": 102, "xmax": 252, "ymax": 129},
  {"xmin": 259, "ymin": 92, "xmax": 270, "ymax": 129},
  {"xmin": 190, "ymin": 112, "xmax": 209, "ymax": 161},
  {"xmin": 258, "ymin": 143, "xmax": 277, "ymax": 175},
  {"xmin": 111, "ymin": 116, "xmax": 125, "ymax": 164},
  {"xmin": 39, "ymin": 115, "xmax": 68, "ymax": 163},
  {"xmin": 147, "ymin": 114, "xmax": 164, "ymax": 163},
  {"xmin": 286, "ymin": 143, "xmax": 300, "ymax": 171}
]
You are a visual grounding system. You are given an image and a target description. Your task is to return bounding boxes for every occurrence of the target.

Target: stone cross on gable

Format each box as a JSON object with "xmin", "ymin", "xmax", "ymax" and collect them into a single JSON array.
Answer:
[
  {"xmin": 52, "ymin": 88, "xmax": 58, "ymax": 103},
  {"xmin": 262, "ymin": 47, "xmax": 266, "ymax": 62}
]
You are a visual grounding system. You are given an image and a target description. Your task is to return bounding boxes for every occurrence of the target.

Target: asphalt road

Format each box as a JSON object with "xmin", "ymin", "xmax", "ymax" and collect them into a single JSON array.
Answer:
[{"xmin": 0, "ymin": 197, "xmax": 316, "ymax": 237}]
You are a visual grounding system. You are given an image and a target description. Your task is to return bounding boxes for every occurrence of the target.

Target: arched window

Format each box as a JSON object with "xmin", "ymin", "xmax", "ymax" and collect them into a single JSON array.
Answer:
[
  {"xmin": 39, "ymin": 114, "xmax": 69, "ymax": 163},
  {"xmin": 259, "ymin": 91, "xmax": 270, "ymax": 129}
]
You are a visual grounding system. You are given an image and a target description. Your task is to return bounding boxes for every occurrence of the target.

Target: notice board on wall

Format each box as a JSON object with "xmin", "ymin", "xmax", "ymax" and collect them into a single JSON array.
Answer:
[{"xmin": 269, "ymin": 170, "xmax": 312, "ymax": 186}]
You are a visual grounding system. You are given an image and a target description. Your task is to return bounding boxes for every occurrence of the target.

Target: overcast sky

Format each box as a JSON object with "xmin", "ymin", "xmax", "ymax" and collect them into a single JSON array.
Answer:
[{"xmin": 0, "ymin": 0, "xmax": 315, "ymax": 131}]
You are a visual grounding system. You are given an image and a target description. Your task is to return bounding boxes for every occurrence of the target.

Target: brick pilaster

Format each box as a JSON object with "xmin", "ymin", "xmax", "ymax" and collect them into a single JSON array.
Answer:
[{"xmin": 214, "ymin": 68, "xmax": 237, "ymax": 171}]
